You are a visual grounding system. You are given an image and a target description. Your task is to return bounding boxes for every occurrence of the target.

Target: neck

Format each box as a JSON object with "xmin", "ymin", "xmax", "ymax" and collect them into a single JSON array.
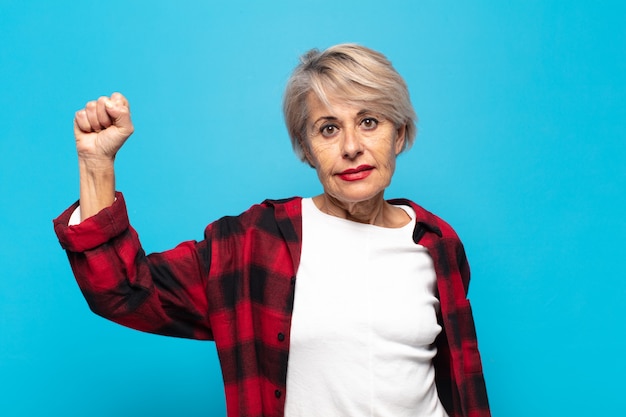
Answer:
[{"xmin": 313, "ymin": 193, "xmax": 410, "ymax": 228}]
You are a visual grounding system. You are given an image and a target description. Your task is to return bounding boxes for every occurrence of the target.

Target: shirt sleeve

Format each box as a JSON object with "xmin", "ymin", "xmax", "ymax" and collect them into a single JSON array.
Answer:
[{"xmin": 53, "ymin": 192, "xmax": 214, "ymax": 340}]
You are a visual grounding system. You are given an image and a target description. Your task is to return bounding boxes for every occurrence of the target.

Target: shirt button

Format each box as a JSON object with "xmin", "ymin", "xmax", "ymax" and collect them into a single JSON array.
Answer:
[
  {"xmin": 275, "ymin": 389, "xmax": 282, "ymax": 398},
  {"xmin": 277, "ymin": 332, "xmax": 285, "ymax": 342}
]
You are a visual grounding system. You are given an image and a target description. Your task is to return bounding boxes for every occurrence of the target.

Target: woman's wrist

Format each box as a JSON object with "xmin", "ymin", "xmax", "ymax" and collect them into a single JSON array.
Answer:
[{"xmin": 78, "ymin": 157, "xmax": 116, "ymax": 220}]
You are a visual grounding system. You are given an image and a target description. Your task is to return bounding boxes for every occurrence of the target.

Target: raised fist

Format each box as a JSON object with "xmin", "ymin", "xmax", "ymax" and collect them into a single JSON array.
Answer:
[{"xmin": 74, "ymin": 92, "xmax": 134, "ymax": 162}]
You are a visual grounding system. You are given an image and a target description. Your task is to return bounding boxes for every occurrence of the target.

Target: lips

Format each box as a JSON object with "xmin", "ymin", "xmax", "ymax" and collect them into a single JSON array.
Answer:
[{"xmin": 337, "ymin": 165, "xmax": 374, "ymax": 181}]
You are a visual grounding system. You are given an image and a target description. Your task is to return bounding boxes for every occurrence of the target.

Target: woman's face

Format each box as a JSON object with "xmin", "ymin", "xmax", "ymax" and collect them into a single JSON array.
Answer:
[{"xmin": 303, "ymin": 93, "xmax": 405, "ymax": 206}]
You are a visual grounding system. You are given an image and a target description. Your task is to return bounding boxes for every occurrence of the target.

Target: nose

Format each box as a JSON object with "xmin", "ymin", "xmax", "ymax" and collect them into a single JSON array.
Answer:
[{"xmin": 342, "ymin": 128, "xmax": 364, "ymax": 159}]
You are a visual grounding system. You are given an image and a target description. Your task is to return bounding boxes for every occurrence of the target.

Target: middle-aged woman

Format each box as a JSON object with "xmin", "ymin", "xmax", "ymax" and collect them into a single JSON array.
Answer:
[{"xmin": 54, "ymin": 44, "xmax": 491, "ymax": 417}]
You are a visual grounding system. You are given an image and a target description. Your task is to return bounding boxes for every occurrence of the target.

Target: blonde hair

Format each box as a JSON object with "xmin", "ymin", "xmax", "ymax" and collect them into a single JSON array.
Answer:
[{"xmin": 283, "ymin": 43, "xmax": 417, "ymax": 163}]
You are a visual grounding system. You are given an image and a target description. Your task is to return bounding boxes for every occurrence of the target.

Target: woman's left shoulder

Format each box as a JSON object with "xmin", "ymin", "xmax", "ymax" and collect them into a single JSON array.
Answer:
[{"xmin": 388, "ymin": 197, "xmax": 461, "ymax": 241}]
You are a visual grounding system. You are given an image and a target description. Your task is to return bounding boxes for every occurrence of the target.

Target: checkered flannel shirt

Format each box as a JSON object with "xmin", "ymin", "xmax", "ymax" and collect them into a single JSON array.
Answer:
[{"xmin": 54, "ymin": 192, "xmax": 490, "ymax": 417}]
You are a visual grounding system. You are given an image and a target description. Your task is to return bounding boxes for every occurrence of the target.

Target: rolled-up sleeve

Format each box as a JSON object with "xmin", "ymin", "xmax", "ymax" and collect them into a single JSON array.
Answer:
[{"xmin": 53, "ymin": 192, "xmax": 214, "ymax": 340}]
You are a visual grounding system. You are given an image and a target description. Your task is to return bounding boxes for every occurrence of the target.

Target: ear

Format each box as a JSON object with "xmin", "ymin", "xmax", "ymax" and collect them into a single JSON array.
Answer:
[{"xmin": 394, "ymin": 124, "xmax": 406, "ymax": 155}]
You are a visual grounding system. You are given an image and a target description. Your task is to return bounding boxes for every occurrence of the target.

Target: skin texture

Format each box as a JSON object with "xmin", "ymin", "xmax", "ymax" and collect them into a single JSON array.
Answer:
[
  {"xmin": 73, "ymin": 92, "xmax": 134, "ymax": 220},
  {"xmin": 303, "ymin": 93, "xmax": 410, "ymax": 228}
]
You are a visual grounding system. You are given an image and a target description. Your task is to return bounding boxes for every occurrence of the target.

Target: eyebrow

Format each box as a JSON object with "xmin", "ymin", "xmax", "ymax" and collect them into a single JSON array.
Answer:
[
  {"xmin": 311, "ymin": 110, "xmax": 373, "ymax": 126},
  {"xmin": 312, "ymin": 116, "xmax": 338, "ymax": 126}
]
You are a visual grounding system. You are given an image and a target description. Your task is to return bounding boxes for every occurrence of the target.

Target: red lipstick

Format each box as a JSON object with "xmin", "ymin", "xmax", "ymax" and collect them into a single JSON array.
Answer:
[{"xmin": 337, "ymin": 165, "xmax": 374, "ymax": 181}]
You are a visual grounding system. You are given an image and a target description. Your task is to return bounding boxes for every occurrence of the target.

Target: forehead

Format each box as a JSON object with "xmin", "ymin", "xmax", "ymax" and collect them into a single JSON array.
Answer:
[{"xmin": 306, "ymin": 92, "xmax": 372, "ymax": 122}]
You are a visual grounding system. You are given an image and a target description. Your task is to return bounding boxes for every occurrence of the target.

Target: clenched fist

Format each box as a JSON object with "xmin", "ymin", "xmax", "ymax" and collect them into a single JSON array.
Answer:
[
  {"xmin": 74, "ymin": 92, "xmax": 133, "ymax": 220},
  {"xmin": 74, "ymin": 92, "xmax": 134, "ymax": 163}
]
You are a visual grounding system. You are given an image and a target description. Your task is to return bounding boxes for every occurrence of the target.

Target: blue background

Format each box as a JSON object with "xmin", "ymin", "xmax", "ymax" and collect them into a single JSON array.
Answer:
[{"xmin": 1, "ymin": 1, "xmax": 625, "ymax": 415}]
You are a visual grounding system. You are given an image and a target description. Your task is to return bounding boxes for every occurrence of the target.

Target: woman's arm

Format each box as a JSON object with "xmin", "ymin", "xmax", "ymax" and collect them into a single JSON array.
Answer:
[
  {"xmin": 73, "ymin": 92, "xmax": 133, "ymax": 220},
  {"xmin": 55, "ymin": 192, "xmax": 214, "ymax": 340},
  {"xmin": 57, "ymin": 93, "xmax": 213, "ymax": 339}
]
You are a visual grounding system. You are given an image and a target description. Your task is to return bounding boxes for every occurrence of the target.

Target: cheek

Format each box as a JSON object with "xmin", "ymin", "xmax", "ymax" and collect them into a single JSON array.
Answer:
[
  {"xmin": 308, "ymin": 143, "xmax": 336, "ymax": 171},
  {"xmin": 375, "ymin": 142, "xmax": 399, "ymax": 170},
  {"xmin": 379, "ymin": 157, "xmax": 396, "ymax": 179}
]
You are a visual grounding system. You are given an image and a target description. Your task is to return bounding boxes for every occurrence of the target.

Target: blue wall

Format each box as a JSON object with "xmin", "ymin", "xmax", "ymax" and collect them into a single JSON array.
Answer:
[{"xmin": 1, "ymin": 1, "xmax": 624, "ymax": 415}]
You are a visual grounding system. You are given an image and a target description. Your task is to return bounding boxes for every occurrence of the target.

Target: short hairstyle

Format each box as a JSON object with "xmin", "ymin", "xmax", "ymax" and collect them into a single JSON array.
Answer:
[{"xmin": 283, "ymin": 43, "xmax": 417, "ymax": 163}]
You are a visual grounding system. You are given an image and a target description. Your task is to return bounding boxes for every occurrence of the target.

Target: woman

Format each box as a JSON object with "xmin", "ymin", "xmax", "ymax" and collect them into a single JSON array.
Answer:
[{"xmin": 54, "ymin": 44, "xmax": 490, "ymax": 417}]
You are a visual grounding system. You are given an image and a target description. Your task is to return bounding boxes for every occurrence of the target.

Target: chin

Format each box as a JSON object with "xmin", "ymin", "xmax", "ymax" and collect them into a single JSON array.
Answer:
[{"xmin": 329, "ymin": 188, "xmax": 386, "ymax": 205}]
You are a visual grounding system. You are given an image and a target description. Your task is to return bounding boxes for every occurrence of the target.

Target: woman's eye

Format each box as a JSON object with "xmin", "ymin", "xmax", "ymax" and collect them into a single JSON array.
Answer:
[
  {"xmin": 361, "ymin": 118, "xmax": 378, "ymax": 130},
  {"xmin": 321, "ymin": 125, "xmax": 338, "ymax": 137}
]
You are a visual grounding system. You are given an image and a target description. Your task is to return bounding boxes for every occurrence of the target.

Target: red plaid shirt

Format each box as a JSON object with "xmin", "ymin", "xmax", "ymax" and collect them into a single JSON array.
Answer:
[{"xmin": 54, "ymin": 193, "xmax": 490, "ymax": 417}]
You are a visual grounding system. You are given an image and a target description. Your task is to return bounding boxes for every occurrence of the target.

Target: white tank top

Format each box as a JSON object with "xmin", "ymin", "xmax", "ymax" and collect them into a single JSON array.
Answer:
[{"xmin": 284, "ymin": 198, "xmax": 449, "ymax": 417}]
